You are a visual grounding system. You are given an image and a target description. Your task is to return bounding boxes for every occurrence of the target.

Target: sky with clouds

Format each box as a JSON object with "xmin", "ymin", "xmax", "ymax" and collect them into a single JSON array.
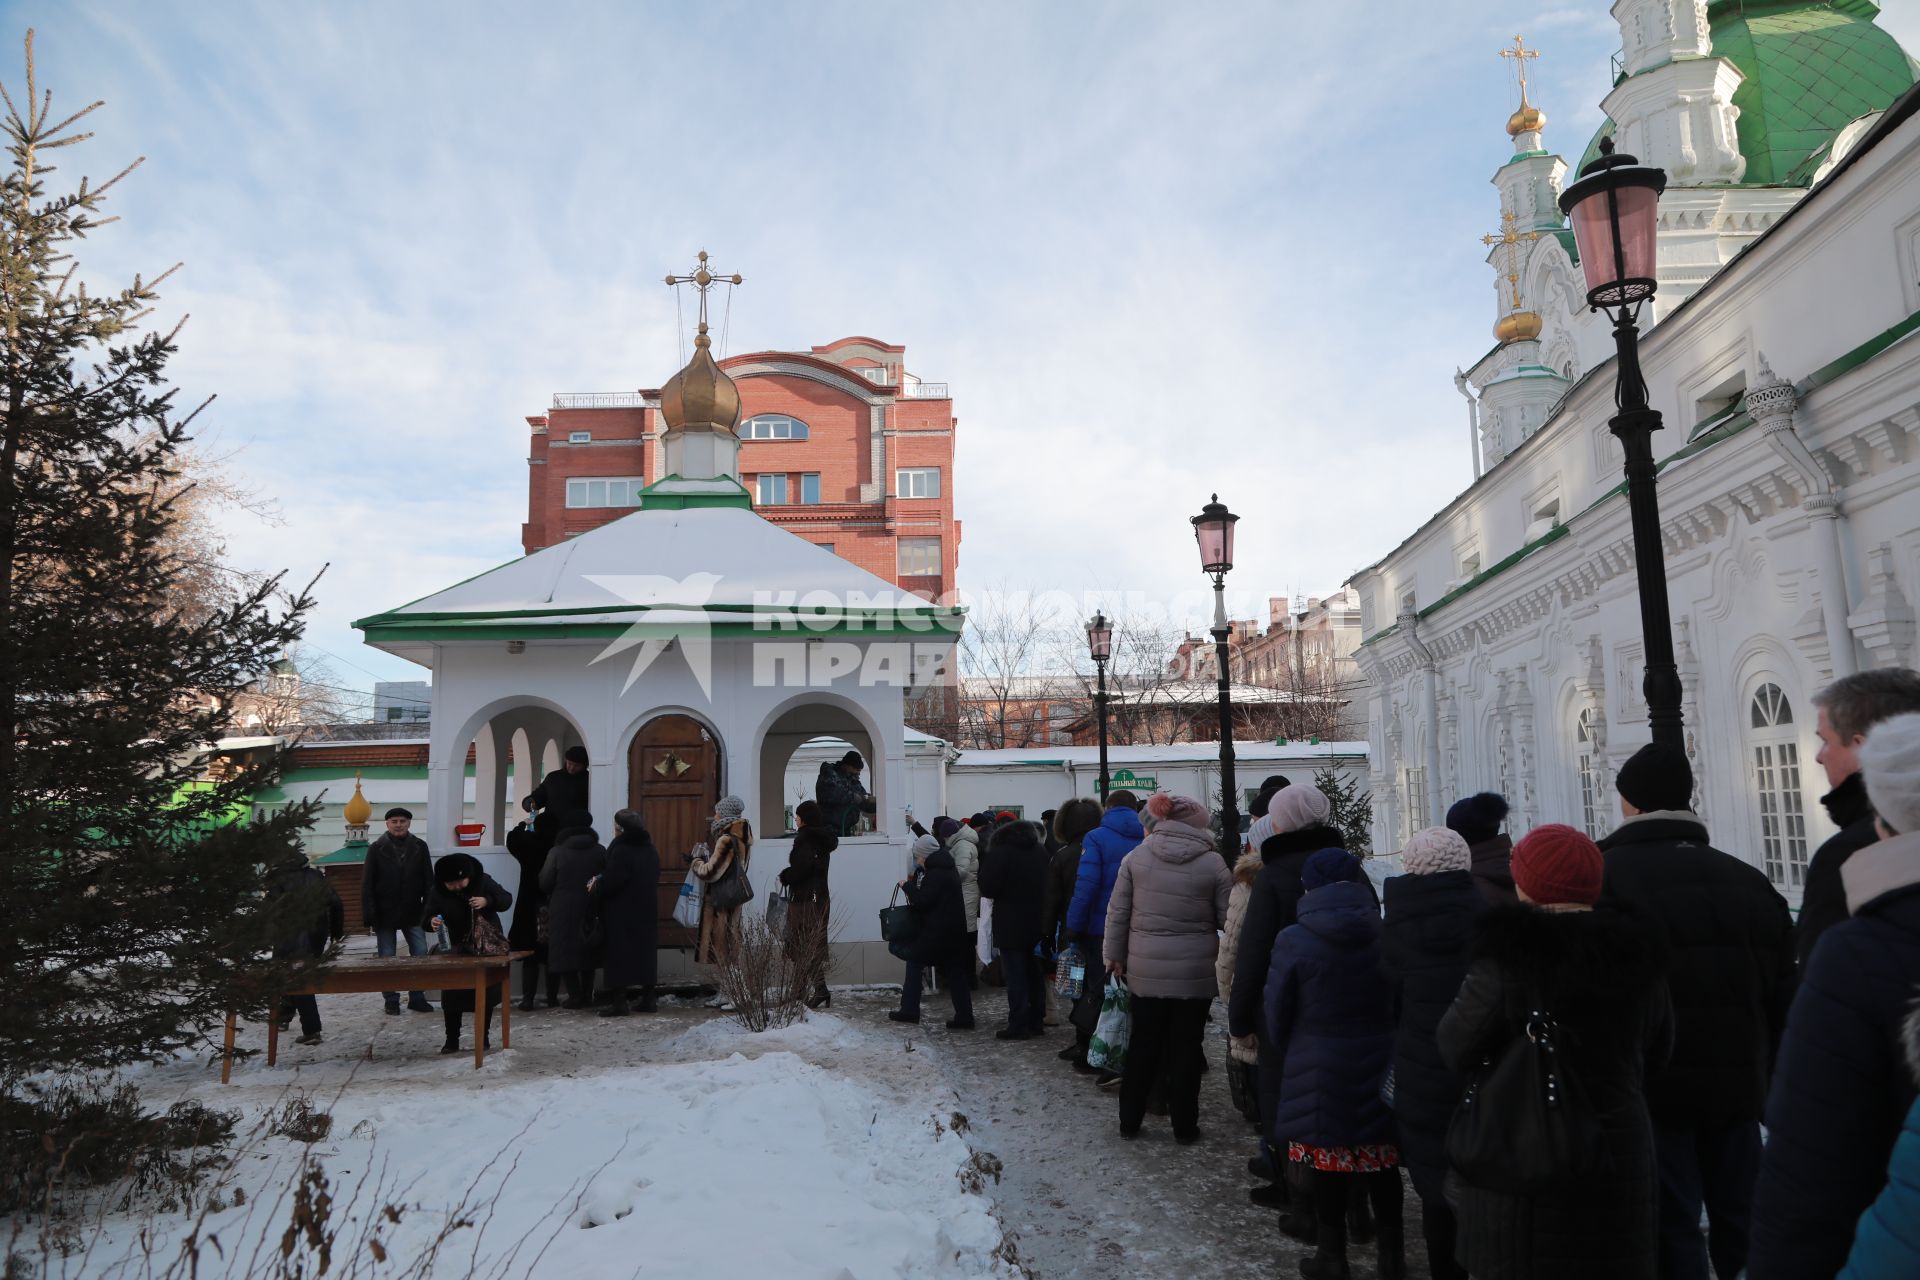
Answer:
[{"xmin": 19, "ymin": 2, "xmax": 1920, "ymax": 704}]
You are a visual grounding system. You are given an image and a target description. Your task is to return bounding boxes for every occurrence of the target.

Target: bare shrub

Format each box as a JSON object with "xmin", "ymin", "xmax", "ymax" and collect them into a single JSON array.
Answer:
[
  {"xmin": 268, "ymin": 1096, "xmax": 332, "ymax": 1146},
  {"xmin": 0, "ymin": 1080, "xmax": 238, "ymax": 1220},
  {"xmin": 711, "ymin": 905, "xmax": 837, "ymax": 1033}
]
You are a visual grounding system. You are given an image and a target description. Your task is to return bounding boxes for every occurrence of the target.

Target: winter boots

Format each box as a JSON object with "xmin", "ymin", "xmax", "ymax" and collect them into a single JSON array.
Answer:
[
  {"xmin": 599, "ymin": 993, "xmax": 631, "ymax": 1017},
  {"xmin": 1279, "ymin": 1160, "xmax": 1317, "ymax": 1245}
]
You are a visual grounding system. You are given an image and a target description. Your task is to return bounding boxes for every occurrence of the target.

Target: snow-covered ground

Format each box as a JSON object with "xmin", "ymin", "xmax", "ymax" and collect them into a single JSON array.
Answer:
[{"xmin": 10, "ymin": 989, "xmax": 1016, "ymax": 1279}]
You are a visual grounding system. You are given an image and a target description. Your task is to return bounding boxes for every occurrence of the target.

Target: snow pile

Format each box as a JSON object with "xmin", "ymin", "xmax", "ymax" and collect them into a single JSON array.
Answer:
[{"xmin": 15, "ymin": 1013, "xmax": 1012, "ymax": 1279}]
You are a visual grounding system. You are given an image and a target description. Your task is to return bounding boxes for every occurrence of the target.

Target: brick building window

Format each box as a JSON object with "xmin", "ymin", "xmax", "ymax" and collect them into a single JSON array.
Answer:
[
  {"xmin": 566, "ymin": 476, "xmax": 644, "ymax": 508},
  {"xmin": 567, "ymin": 430, "xmax": 591, "ymax": 443},
  {"xmin": 755, "ymin": 474, "xmax": 789, "ymax": 505},
  {"xmin": 899, "ymin": 537, "xmax": 942, "ymax": 576},
  {"xmin": 897, "ymin": 467, "xmax": 941, "ymax": 499},
  {"xmin": 800, "ymin": 473, "xmax": 821, "ymax": 504},
  {"xmin": 740, "ymin": 414, "xmax": 810, "ymax": 441}
]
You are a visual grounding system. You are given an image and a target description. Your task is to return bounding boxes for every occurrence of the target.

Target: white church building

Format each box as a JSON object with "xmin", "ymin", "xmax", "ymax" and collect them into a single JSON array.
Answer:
[{"xmin": 1351, "ymin": 0, "xmax": 1919, "ymax": 903}]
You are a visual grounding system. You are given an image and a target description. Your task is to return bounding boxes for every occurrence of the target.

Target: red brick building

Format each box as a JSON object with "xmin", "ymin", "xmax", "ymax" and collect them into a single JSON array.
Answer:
[{"xmin": 523, "ymin": 336, "xmax": 961, "ymax": 602}]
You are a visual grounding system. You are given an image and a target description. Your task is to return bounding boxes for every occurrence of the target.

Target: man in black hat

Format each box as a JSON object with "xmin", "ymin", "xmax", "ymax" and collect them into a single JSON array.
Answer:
[
  {"xmin": 1598, "ymin": 742, "xmax": 1795, "ymax": 1280},
  {"xmin": 524, "ymin": 745, "xmax": 591, "ymax": 836},
  {"xmin": 815, "ymin": 749, "xmax": 877, "ymax": 835},
  {"xmin": 361, "ymin": 806, "xmax": 435, "ymax": 1014}
]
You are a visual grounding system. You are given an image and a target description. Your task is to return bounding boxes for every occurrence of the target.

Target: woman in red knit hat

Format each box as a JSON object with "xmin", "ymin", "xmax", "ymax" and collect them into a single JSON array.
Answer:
[{"xmin": 1436, "ymin": 824, "xmax": 1673, "ymax": 1280}]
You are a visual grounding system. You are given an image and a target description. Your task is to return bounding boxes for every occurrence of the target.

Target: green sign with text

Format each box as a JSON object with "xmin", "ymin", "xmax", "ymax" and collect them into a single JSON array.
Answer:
[{"xmin": 1107, "ymin": 768, "xmax": 1157, "ymax": 791}]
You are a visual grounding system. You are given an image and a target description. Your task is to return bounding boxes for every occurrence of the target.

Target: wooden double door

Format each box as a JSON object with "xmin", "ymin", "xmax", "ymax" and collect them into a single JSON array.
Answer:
[{"xmin": 628, "ymin": 715, "xmax": 720, "ymax": 946}]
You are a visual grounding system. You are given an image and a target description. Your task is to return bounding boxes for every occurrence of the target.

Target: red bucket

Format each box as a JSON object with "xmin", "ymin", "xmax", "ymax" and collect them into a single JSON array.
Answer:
[{"xmin": 453, "ymin": 822, "xmax": 486, "ymax": 847}]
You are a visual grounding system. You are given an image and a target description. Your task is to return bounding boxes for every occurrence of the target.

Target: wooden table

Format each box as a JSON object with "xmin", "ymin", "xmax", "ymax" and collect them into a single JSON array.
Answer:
[{"xmin": 222, "ymin": 951, "xmax": 533, "ymax": 1082}]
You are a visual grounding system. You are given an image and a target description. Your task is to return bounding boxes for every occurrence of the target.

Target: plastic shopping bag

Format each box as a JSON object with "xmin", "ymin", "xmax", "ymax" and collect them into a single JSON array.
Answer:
[
  {"xmin": 1053, "ymin": 944, "xmax": 1086, "ymax": 1000},
  {"xmin": 1087, "ymin": 975, "xmax": 1131, "ymax": 1072},
  {"xmin": 672, "ymin": 866, "xmax": 703, "ymax": 930},
  {"xmin": 976, "ymin": 898, "xmax": 995, "ymax": 966}
]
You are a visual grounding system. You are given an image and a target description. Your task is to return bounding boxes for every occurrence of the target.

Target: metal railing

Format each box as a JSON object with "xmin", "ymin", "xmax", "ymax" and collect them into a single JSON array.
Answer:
[
  {"xmin": 903, "ymin": 382, "xmax": 950, "ymax": 399},
  {"xmin": 551, "ymin": 391, "xmax": 649, "ymax": 410}
]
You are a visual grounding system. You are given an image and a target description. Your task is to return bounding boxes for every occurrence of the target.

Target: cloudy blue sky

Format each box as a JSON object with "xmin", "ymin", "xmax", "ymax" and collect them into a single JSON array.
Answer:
[{"xmin": 20, "ymin": 2, "xmax": 1920, "ymax": 703}]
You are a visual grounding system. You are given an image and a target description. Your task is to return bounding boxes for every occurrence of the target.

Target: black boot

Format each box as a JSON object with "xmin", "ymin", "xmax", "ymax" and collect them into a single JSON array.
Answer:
[
  {"xmin": 1346, "ymin": 1190, "xmax": 1375, "ymax": 1245},
  {"xmin": 600, "ymin": 993, "xmax": 631, "ymax": 1017},
  {"xmin": 635, "ymin": 987, "xmax": 657, "ymax": 1013},
  {"xmin": 544, "ymin": 972, "xmax": 561, "ymax": 1008},
  {"xmin": 1279, "ymin": 1161, "xmax": 1317, "ymax": 1245},
  {"xmin": 481, "ymin": 1007, "xmax": 494, "ymax": 1051},
  {"xmin": 440, "ymin": 1007, "xmax": 462, "ymax": 1054},
  {"xmin": 1376, "ymin": 1212, "xmax": 1406, "ymax": 1280},
  {"xmin": 517, "ymin": 959, "xmax": 538, "ymax": 1010},
  {"xmin": 1299, "ymin": 1171, "xmax": 1350, "ymax": 1278}
]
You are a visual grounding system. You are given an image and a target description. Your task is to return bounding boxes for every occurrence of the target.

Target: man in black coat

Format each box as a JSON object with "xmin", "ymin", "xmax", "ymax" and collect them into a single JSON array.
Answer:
[
  {"xmin": 524, "ymin": 745, "xmax": 590, "ymax": 835},
  {"xmin": 360, "ymin": 806, "xmax": 434, "ymax": 1014},
  {"xmin": 1752, "ymin": 711, "xmax": 1920, "ymax": 1280},
  {"xmin": 269, "ymin": 852, "xmax": 345, "ymax": 1045},
  {"xmin": 1598, "ymin": 743, "xmax": 1795, "ymax": 1280},
  {"xmin": 1797, "ymin": 668, "xmax": 1920, "ymax": 966},
  {"xmin": 890, "ymin": 837, "xmax": 974, "ymax": 1029},
  {"xmin": 978, "ymin": 819, "xmax": 1049, "ymax": 1040},
  {"xmin": 593, "ymin": 809, "xmax": 660, "ymax": 1016}
]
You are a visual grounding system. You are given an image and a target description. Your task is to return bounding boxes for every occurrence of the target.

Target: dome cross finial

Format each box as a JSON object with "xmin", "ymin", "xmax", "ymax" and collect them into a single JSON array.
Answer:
[
  {"xmin": 1501, "ymin": 34, "xmax": 1548, "ymax": 139},
  {"xmin": 665, "ymin": 249, "xmax": 745, "ymax": 347}
]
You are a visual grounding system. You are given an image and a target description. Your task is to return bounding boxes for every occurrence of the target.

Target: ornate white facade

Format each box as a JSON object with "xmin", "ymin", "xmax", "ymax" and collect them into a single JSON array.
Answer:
[{"xmin": 1353, "ymin": 1, "xmax": 1920, "ymax": 901}]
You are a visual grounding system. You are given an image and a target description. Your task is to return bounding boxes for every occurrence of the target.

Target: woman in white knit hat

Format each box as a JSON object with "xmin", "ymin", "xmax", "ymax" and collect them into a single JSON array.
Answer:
[{"xmin": 690, "ymin": 795, "xmax": 752, "ymax": 967}]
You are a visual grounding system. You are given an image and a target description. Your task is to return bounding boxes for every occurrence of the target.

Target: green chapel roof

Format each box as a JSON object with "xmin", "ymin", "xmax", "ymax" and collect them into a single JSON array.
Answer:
[{"xmin": 1580, "ymin": 1, "xmax": 1917, "ymax": 186}]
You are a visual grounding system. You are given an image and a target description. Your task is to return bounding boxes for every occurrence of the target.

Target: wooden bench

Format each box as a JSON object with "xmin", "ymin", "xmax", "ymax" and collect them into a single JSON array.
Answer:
[{"xmin": 221, "ymin": 951, "xmax": 533, "ymax": 1081}]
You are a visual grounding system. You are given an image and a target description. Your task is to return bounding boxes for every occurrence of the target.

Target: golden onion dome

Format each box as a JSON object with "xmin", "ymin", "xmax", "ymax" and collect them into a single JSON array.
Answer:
[
  {"xmin": 1494, "ymin": 310, "xmax": 1544, "ymax": 343},
  {"xmin": 342, "ymin": 771, "xmax": 372, "ymax": 827},
  {"xmin": 1508, "ymin": 102, "xmax": 1547, "ymax": 138},
  {"xmin": 659, "ymin": 325, "xmax": 741, "ymax": 432}
]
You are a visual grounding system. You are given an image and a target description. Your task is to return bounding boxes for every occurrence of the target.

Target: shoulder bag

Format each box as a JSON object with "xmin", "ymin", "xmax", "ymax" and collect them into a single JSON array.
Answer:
[
  {"xmin": 707, "ymin": 845, "xmax": 754, "ymax": 912},
  {"xmin": 1445, "ymin": 981, "xmax": 1602, "ymax": 1193},
  {"xmin": 879, "ymin": 884, "xmax": 917, "ymax": 944}
]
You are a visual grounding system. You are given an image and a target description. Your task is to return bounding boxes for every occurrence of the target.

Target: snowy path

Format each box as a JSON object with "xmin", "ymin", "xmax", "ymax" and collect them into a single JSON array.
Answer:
[{"xmin": 830, "ymin": 987, "xmax": 1432, "ymax": 1279}]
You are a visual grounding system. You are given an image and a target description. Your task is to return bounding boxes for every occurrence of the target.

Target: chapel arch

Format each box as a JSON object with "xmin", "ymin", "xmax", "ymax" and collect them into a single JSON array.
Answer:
[{"xmin": 755, "ymin": 693, "xmax": 882, "ymax": 835}]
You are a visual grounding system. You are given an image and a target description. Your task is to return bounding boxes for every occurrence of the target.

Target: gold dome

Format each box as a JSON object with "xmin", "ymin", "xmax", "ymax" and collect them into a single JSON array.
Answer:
[
  {"xmin": 1507, "ymin": 103, "xmax": 1547, "ymax": 138},
  {"xmin": 342, "ymin": 771, "xmax": 372, "ymax": 827},
  {"xmin": 659, "ymin": 326, "xmax": 741, "ymax": 432},
  {"xmin": 1494, "ymin": 310, "xmax": 1543, "ymax": 343}
]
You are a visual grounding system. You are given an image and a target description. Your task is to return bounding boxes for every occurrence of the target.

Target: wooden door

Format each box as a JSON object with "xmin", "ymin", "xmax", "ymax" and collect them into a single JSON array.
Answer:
[{"xmin": 630, "ymin": 715, "xmax": 721, "ymax": 946}]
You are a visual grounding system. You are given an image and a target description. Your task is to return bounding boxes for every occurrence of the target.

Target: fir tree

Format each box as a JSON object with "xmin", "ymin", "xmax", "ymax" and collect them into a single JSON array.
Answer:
[
  {"xmin": 0, "ymin": 31, "xmax": 318, "ymax": 1089},
  {"xmin": 1313, "ymin": 764, "xmax": 1373, "ymax": 858}
]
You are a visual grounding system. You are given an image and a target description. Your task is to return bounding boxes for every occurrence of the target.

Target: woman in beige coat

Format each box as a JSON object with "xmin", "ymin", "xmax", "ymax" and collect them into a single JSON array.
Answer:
[
  {"xmin": 691, "ymin": 795, "xmax": 752, "ymax": 966},
  {"xmin": 1104, "ymin": 792, "xmax": 1233, "ymax": 1142}
]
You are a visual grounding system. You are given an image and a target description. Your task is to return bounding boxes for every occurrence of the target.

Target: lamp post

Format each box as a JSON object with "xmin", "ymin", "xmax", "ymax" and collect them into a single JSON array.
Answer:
[
  {"xmin": 1559, "ymin": 137, "xmax": 1684, "ymax": 751},
  {"xmin": 1087, "ymin": 611, "xmax": 1113, "ymax": 802},
  {"xmin": 1192, "ymin": 494, "xmax": 1242, "ymax": 845}
]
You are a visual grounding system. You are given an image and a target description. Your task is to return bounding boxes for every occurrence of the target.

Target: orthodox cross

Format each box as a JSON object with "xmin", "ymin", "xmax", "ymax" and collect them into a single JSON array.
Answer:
[
  {"xmin": 1500, "ymin": 33, "xmax": 1540, "ymax": 108},
  {"xmin": 664, "ymin": 249, "xmax": 743, "ymax": 338},
  {"xmin": 1482, "ymin": 208, "xmax": 1542, "ymax": 311}
]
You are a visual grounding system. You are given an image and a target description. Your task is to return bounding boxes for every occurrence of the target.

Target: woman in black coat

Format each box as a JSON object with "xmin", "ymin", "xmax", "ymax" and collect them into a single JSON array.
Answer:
[
  {"xmin": 1381, "ymin": 827, "xmax": 1483, "ymax": 1280},
  {"xmin": 423, "ymin": 853, "xmax": 514, "ymax": 1054},
  {"xmin": 592, "ymin": 808, "xmax": 660, "ymax": 1017},
  {"xmin": 889, "ymin": 836, "xmax": 974, "ymax": 1029},
  {"xmin": 1438, "ymin": 825, "xmax": 1673, "ymax": 1280},
  {"xmin": 539, "ymin": 812, "xmax": 606, "ymax": 1009},
  {"xmin": 779, "ymin": 800, "xmax": 838, "ymax": 1008},
  {"xmin": 978, "ymin": 817, "xmax": 1050, "ymax": 1040}
]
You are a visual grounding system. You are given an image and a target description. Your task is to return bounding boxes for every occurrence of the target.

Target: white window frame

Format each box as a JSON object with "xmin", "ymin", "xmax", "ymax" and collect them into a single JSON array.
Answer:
[
  {"xmin": 739, "ymin": 414, "xmax": 810, "ymax": 441},
  {"xmin": 565, "ymin": 476, "xmax": 645, "ymax": 508},
  {"xmin": 1575, "ymin": 707, "xmax": 1604, "ymax": 839},
  {"xmin": 800, "ymin": 473, "xmax": 821, "ymax": 505},
  {"xmin": 898, "ymin": 537, "xmax": 942, "ymax": 576},
  {"xmin": 1748, "ymin": 681, "xmax": 1810, "ymax": 890},
  {"xmin": 755, "ymin": 474, "xmax": 789, "ymax": 505},
  {"xmin": 567, "ymin": 430, "xmax": 591, "ymax": 443},
  {"xmin": 896, "ymin": 467, "xmax": 941, "ymax": 499}
]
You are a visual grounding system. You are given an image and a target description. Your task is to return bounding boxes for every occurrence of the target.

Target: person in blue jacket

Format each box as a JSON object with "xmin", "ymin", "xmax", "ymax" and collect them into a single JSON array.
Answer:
[
  {"xmin": 1842, "ymin": 1002, "xmax": 1920, "ymax": 1280},
  {"xmin": 1065, "ymin": 790, "xmax": 1144, "ymax": 1082}
]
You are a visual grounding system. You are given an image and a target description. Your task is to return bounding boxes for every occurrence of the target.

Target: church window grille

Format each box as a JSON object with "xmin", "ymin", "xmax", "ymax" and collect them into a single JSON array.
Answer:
[
  {"xmin": 1576, "ymin": 707, "xmax": 1604, "ymax": 838},
  {"xmin": 1748, "ymin": 683, "xmax": 1809, "ymax": 890},
  {"xmin": 1403, "ymin": 766, "xmax": 1427, "ymax": 837}
]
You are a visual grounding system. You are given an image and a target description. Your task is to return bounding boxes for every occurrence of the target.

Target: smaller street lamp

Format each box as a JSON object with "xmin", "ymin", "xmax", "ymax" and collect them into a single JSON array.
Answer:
[
  {"xmin": 1191, "ymin": 495, "xmax": 1242, "ymax": 847},
  {"xmin": 1087, "ymin": 611, "xmax": 1114, "ymax": 801},
  {"xmin": 1558, "ymin": 136, "xmax": 1684, "ymax": 750}
]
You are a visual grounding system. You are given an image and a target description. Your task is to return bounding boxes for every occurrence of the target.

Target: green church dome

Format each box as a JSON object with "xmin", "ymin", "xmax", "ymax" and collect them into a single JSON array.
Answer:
[{"xmin": 1580, "ymin": 0, "xmax": 1918, "ymax": 186}]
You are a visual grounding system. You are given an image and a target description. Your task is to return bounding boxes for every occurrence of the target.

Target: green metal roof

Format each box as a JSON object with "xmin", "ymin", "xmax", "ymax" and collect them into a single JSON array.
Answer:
[{"xmin": 1580, "ymin": 1, "xmax": 1916, "ymax": 186}]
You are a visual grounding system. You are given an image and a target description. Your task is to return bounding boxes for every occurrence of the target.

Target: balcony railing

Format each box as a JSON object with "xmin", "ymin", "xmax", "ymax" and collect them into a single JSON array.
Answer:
[
  {"xmin": 551, "ymin": 391, "xmax": 649, "ymax": 410},
  {"xmin": 903, "ymin": 382, "xmax": 950, "ymax": 399}
]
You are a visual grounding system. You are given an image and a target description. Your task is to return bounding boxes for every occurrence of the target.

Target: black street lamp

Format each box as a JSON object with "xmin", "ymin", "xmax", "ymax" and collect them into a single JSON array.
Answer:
[
  {"xmin": 1087, "ymin": 611, "xmax": 1113, "ymax": 802},
  {"xmin": 1559, "ymin": 137, "xmax": 1684, "ymax": 751},
  {"xmin": 1191, "ymin": 494, "xmax": 1242, "ymax": 845}
]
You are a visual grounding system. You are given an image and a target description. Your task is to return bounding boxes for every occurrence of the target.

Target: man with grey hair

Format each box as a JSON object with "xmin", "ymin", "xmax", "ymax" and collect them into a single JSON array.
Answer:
[{"xmin": 1798, "ymin": 668, "xmax": 1920, "ymax": 965}]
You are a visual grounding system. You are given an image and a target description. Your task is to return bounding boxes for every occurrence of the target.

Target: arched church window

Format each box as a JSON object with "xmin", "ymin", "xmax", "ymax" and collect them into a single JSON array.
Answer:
[
  {"xmin": 1747, "ymin": 682, "xmax": 1809, "ymax": 890},
  {"xmin": 1575, "ymin": 707, "xmax": 1603, "ymax": 838},
  {"xmin": 738, "ymin": 414, "xmax": 810, "ymax": 441}
]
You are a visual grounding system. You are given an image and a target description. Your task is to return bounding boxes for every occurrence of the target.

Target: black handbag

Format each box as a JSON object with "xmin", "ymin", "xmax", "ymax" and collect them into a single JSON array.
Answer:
[
  {"xmin": 707, "ymin": 855, "xmax": 753, "ymax": 912},
  {"xmin": 878, "ymin": 885, "xmax": 917, "ymax": 945},
  {"xmin": 1226, "ymin": 1056, "xmax": 1261, "ymax": 1125},
  {"xmin": 1446, "ymin": 989, "xmax": 1603, "ymax": 1194}
]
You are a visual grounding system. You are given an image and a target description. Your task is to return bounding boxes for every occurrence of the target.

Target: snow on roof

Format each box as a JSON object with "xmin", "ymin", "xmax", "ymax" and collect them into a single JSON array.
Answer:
[{"xmin": 360, "ymin": 505, "xmax": 956, "ymax": 626}]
